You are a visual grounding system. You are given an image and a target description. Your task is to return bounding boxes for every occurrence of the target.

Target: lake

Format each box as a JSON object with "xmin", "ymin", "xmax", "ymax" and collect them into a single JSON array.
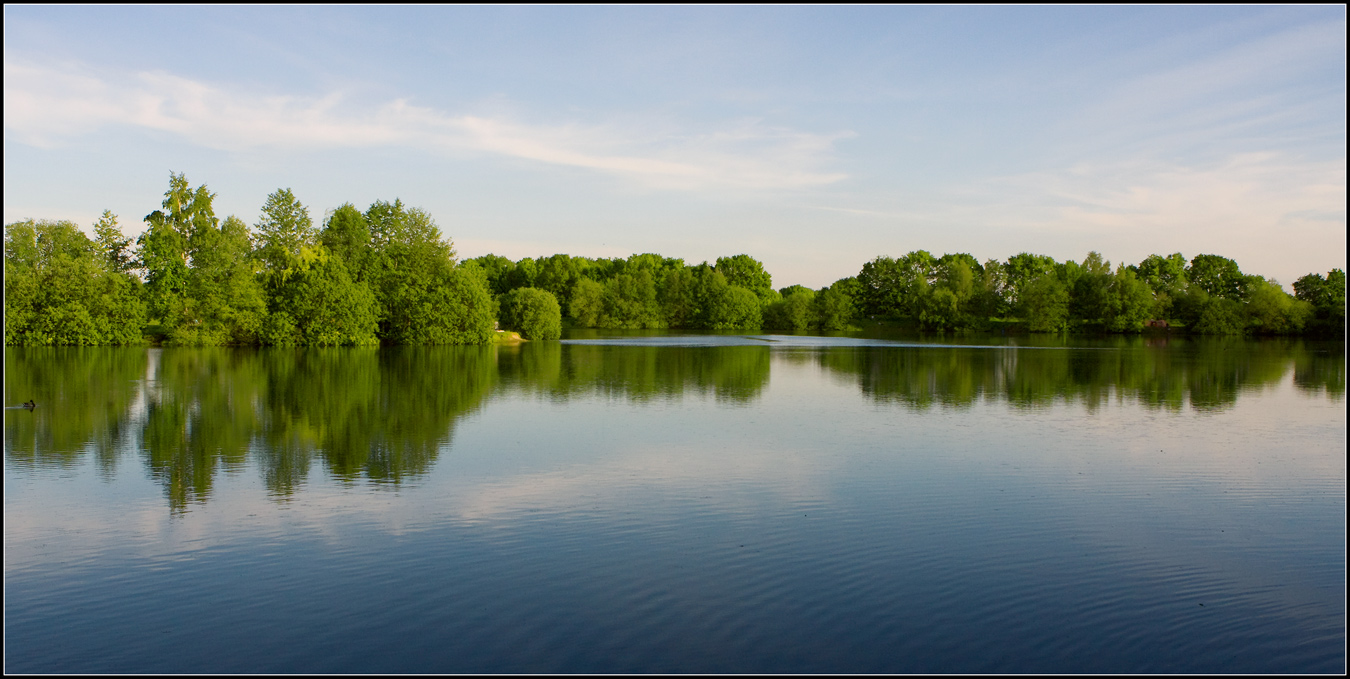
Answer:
[{"xmin": 4, "ymin": 333, "xmax": 1345, "ymax": 673}]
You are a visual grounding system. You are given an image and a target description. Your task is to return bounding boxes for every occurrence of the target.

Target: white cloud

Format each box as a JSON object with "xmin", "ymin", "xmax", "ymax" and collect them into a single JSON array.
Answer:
[{"xmin": 3, "ymin": 60, "xmax": 849, "ymax": 191}]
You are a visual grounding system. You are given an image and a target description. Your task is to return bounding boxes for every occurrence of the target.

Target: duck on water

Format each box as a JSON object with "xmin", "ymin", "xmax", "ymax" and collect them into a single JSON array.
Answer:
[{"xmin": 5, "ymin": 400, "xmax": 36, "ymax": 410}]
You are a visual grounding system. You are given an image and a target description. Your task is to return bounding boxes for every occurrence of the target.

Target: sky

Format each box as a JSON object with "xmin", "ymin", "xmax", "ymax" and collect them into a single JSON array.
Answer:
[{"xmin": 4, "ymin": 5, "xmax": 1345, "ymax": 289}]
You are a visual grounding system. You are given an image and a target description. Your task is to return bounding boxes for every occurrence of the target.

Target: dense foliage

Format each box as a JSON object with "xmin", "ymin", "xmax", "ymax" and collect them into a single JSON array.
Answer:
[
  {"xmin": 499, "ymin": 288, "xmax": 562, "ymax": 341},
  {"xmin": 6, "ymin": 174, "xmax": 494, "ymax": 346},
  {"xmin": 4, "ymin": 173, "xmax": 1345, "ymax": 344}
]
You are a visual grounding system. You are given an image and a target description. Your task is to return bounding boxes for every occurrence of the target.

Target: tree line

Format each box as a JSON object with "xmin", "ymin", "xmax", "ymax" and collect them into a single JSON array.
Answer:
[{"xmin": 4, "ymin": 173, "xmax": 1345, "ymax": 346}]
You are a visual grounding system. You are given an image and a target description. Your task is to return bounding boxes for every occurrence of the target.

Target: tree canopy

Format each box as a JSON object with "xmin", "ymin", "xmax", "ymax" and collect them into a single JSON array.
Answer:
[{"xmin": 5, "ymin": 173, "xmax": 1343, "ymax": 345}]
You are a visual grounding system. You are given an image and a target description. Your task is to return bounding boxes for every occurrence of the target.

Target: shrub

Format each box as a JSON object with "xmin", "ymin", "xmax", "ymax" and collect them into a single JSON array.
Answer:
[{"xmin": 500, "ymin": 287, "xmax": 562, "ymax": 340}]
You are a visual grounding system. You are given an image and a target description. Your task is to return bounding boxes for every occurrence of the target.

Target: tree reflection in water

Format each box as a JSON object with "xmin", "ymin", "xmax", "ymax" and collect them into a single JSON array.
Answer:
[{"xmin": 3, "ymin": 337, "xmax": 1342, "ymax": 512}]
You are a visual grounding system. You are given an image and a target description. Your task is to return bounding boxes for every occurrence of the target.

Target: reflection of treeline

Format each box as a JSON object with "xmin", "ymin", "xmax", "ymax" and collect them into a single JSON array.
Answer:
[
  {"xmin": 3, "ymin": 346, "xmax": 495, "ymax": 511},
  {"xmin": 801, "ymin": 337, "xmax": 1345, "ymax": 411},
  {"xmin": 5, "ymin": 342, "xmax": 1342, "ymax": 510},
  {"xmin": 5, "ymin": 173, "xmax": 1344, "ymax": 346},
  {"xmin": 3, "ymin": 348, "xmax": 148, "ymax": 476},
  {"xmin": 497, "ymin": 341, "xmax": 770, "ymax": 404}
]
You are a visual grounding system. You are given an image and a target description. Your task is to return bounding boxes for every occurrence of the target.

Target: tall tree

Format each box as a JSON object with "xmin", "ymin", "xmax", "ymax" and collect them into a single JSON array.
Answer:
[
  {"xmin": 254, "ymin": 188, "xmax": 317, "ymax": 273},
  {"xmin": 320, "ymin": 203, "xmax": 372, "ymax": 281},
  {"xmin": 137, "ymin": 172, "xmax": 198, "ymax": 327},
  {"xmin": 93, "ymin": 210, "xmax": 135, "ymax": 274},
  {"xmin": 715, "ymin": 254, "xmax": 775, "ymax": 303},
  {"xmin": 1188, "ymin": 254, "xmax": 1247, "ymax": 301}
]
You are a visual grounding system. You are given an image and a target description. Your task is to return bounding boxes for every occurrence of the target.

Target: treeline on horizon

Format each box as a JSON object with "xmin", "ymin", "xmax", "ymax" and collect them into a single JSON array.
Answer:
[{"xmin": 4, "ymin": 173, "xmax": 1345, "ymax": 347}]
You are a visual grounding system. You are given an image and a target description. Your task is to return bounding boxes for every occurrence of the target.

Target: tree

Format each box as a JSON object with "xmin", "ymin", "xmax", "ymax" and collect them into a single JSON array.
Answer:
[
  {"xmin": 1188, "ymin": 254, "xmax": 1247, "ymax": 301},
  {"xmin": 93, "ymin": 210, "xmax": 135, "ymax": 274},
  {"xmin": 659, "ymin": 266, "xmax": 699, "ymax": 328},
  {"xmin": 857, "ymin": 252, "xmax": 936, "ymax": 319},
  {"xmin": 254, "ymin": 188, "xmax": 317, "ymax": 273},
  {"xmin": 535, "ymin": 254, "xmax": 585, "ymax": 310},
  {"xmin": 1002, "ymin": 253, "xmax": 1059, "ymax": 311},
  {"xmin": 465, "ymin": 254, "xmax": 516, "ymax": 296},
  {"xmin": 813, "ymin": 283, "xmax": 857, "ymax": 331},
  {"xmin": 697, "ymin": 268, "xmax": 761, "ymax": 330},
  {"xmin": 1069, "ymin": 251, "xmax": 1112, "ymax": 324},
  {"xmin": 715, "ymin": 254, "xmax": 774, "ymax": 302},
  {"xmin": 5, "ymin": 219, "xmax": 146, "ymax": 346},
  {"xmin": 174, "ymin": 214, "xmax": 267, "ymax": 345},
  {"xmin": 1019, "ymin": 273, "xmax": 1070, "ymax": 332},
  {"xmin": 359, "ymin": 200, "xmax": 492, "ymax": 344},
  {"xmin": 265, "ymin": 246, "xmax": 379, "ymax": 346},
  {"xmin": 1104, "ymin": 266, "xmax": 1154, "ymax": 332},
  {"xmin": 927, "ymin": 254, "xmax": 979, "ymax": 329},
  {"xmin": 320, "ymin": 203, "xmax": 372, "ymax": 281},
  {"xmin": 764, "ymin": 289, "xmax": 815, "ymax": 332},
  {"xmin": 1294, "ymin": 269, "xmax": 1346, "ymax": 335},
  {"xmin": 1245, "ymin": 277, "xmax": 1311, "ymax": 335},
  {"xmin": 137, "ymin": 173, "xmax": 198, "ymax": 328},
  {"xmin": 499, "ymin": 287, "xmax": 563, "ymax": 340},
  {"xmin": 569, "ymin": 278, "xmax": 606, "ymax": 327},
  {"xmin": 1133, "ymin": 253, "xmax": 1187, "ymax": 295},
  {"xmin": 1193, "ymin": 297, "xmax": 1245, "ymax": 334},
  {"xmin": 602, "ymin": 270, "xmax": 664, "ymax": 328}
]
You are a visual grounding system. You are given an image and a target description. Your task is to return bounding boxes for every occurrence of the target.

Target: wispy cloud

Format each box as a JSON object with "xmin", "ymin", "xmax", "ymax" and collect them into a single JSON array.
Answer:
[{"xmin": 3, "ymin": 60, "xmax": 850, "ymax": 191}]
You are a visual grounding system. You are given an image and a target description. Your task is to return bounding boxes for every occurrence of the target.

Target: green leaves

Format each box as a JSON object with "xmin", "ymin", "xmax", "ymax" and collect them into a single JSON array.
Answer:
[
  {"xmin": 4, "ymin": 219, "xmax": 147, "ymax": 345},
  {"xmin": 499, "ymin": 288, "xmax": 562, "ymax": 341}
]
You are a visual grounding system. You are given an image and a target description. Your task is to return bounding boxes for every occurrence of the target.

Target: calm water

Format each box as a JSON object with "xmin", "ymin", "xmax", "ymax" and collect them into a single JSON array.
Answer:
[{"xmin": 4, "ymin": 334, "xmax": 1345, "ymax": 673}]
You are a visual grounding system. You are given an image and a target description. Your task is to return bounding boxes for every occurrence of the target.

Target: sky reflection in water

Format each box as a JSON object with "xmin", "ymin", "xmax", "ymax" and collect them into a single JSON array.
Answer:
[{"xmin": 4, "ymin": 337, "xmax": 1345, "ymax": 673}]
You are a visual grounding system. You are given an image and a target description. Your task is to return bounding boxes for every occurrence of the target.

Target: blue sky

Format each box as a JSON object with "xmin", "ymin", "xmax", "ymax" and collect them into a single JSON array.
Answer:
[{"xmin": 4, "ymin": 6, "xmax": 1344, "ymax": 289}]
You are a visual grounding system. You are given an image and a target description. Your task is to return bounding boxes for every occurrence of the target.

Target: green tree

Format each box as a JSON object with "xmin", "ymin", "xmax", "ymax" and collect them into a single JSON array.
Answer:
[
  {"xmin": 968, "ymin": 259, "xmax": 1010, "ymax": 321},
  {"xmin": 1293, "ymin": 269, "xmax": 1346, "ymax": 335},
  {"xmin": 4, "ymin": 219, "xmax": 146, "ymax": 346},
  {"xmin": 535, "ymin": 254, "xmax": 586, "ymax": 310},
  {"xmin": 500, "ymin": 287, "xmax": 563, "ymax": 340},
  {"xmin": 763, "ymin": 289, "xmax": 816, "ymax": 332},
  {"xmin": 138, "ymin": 172, "xmax": 201, "ymax": 328},
  {"xmin": 813, "ymin": 282, "xmax": 857, "ymax": 331},
  {"xmin": 1019, "ymin": 273, "xmax": 1070, "ymax": 332},
  {"xmin": 92, "ymin": 210, "xmax": 135, "ymax": 274},
  {"xmin": 1003, "ymin": 253, "xmax": 1059, "ymax": 309},
  {"xmin": 659, "ymin": 266, "xmax": 700, "ymax": 328},
  {"xmin": 857, "ymin": 251, "xmax": 936, "ymax": 320},
  {"xmin": 1104, "ymin": 266, "xmax": 1155, "ymax": 332},
  {"xmin": 569, "ymin": 278, "xmax": 606, "ymax": 327},
  {"xmin": 601, "ymin": 270, "xmax": 664, "ymax": 328},
  {"xmin": 465, "ymin": 254, "xmax": 516, "ymax": 296},
  {"xmin": 319, "ymin": 203, "xmax": 372, "ymax": 281},
  {"xmin": 697, "ymin": 268, "xmax": 761, "ymax": 330},
  {"xmin": 172, "ymin": 214, "xmax": 268, "ymax": 345},
  {"xmin": 254, "ymin": 188, "xmax": 317, "ymax": 273},
  {"xmin": 265, "ymin": 246, "xmax": 379, "ymax": 346},
  {"xmin": 1245, "ymin": 277, "xmax": 1311, "ymax": 335},
  {"xmin": 1188, "ymin": 254, "xmax": 1247, "ymax": 301},
  {"xmin": 715, "ymin": 254, "xmax": 775, "ymax": 303},
  {"xmin": 1069, "ymin": 251, "xmax": 1112, "ymax": 324},
  {"xmin": 1193, "ymin": 296, "xmax": 1245, "ymax": 334}
]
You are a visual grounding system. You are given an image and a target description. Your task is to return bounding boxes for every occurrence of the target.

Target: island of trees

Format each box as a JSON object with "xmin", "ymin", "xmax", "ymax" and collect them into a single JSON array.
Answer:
[{"xmin": 5, "ymin": 174, "xmax": 1345, "ymax": 346}]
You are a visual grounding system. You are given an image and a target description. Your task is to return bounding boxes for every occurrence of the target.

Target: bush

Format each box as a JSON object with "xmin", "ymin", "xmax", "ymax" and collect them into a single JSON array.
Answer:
[{"xmin": 500, "ymin": 287, "xmax": 562, "ymax": 340}]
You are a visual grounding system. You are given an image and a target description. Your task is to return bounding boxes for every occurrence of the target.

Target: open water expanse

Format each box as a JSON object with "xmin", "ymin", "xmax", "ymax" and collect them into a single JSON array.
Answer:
[{"xmin": 4, "ymin": 333, "xmax": 1345, "ymax": 673}]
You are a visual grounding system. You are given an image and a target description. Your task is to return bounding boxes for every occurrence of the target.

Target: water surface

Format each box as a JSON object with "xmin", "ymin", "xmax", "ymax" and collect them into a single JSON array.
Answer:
[{"xmin": 5, "ymin": 335, "xmax": 1345, "ymax": 673}]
